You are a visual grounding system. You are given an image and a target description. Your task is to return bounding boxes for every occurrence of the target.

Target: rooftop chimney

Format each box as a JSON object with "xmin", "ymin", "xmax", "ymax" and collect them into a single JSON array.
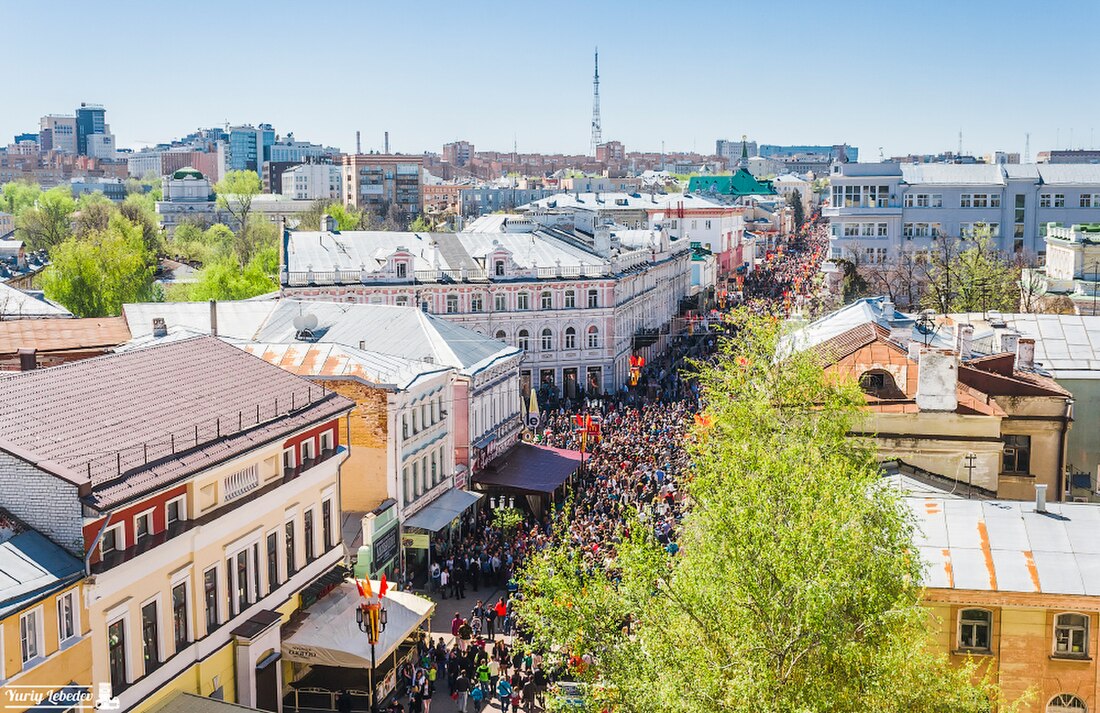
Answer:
[
  {"xmin": 209, "ymin": 299, "xmax": 218, "ymax": 337},
  {"xmin": 384, "ymin": 131, "xmax": 390, "ymax": 154},
  {"xmin": 916, "ymin": 348, "xmax": 958, "ymax": 412},
  {"xmin": 17, "ymin": 348, "xmax": 35, "ymax": 372},
  {"xmin": 880, "ymin": 298, "xmax": 895, "ymax": 318},
  {"xmin": 955, "ymin": 323, "xmax": 974, "ymax": 360},
  {"xmin": 999, "ymin": 331, "xmax": 1020, "ymax": 356},
  {"xmin": 1035, "ymin": 483, "xmax": 1048, "ymax": 513},
  {"xmin": 1017, "ymin": 337, "xmax": 1035, "ymax": 369},
  {"xmin": 152, "ymin": 317, "xmax": 168, "ymax": 338}
]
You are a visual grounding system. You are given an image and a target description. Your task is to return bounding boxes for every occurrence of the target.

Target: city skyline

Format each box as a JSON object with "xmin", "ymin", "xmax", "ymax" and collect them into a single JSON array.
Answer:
[{"xmin": 3, "ymin": 0, "xmax": 1099, "ymax": 160}]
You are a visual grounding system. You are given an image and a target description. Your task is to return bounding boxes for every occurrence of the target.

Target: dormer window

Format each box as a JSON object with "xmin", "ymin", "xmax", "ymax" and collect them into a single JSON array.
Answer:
[
  {"xmin": 396, "ymin": 263, "xmax": 408, "ymax": 278},
  {"xmin": 494, "ymin": 260, "xmax": 505, "ymax": 276}
]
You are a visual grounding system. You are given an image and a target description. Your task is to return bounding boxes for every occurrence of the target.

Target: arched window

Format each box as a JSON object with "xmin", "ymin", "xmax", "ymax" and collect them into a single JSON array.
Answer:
[
  {"xmin": 564, "ymin": 327, "xmax": 576, "ymax": 350},
  {"xmin": 494, "ymin": 330, "xmax": 507, "ymax": 341},
  {"xmin": 1049, "ymin": 694, "xmax": 1088, "ymax": 713},
  {"xmin": 517, "ymin": 329, "xmax": 529, "ymax": 351},
  {"xmin": 541, "ymin": 328, "xmax": 553, "ymax": 351},
  {"xmin": 446, "ymin": 293, "xmax": 458, "ymax": 314},
  {"xmin": 564, "ymin": 290, "xmax": 576, "ymax": 309},
  {"xmin": 541, "ymin": 291, "xmax": 552, "ymax": 310},
  {"xmin": 586, "ymin": 325, "xmax": 600, "ymax": 349},
  {"xmin": 958, "ymin": 609, "xmax": 991, "ymax": 651},
  {"xmin": 1055, "ymin": 613, "xmax": 1090, "ymax": 656},
  {"xmin": 858, "ymin": 369, "xmax": 903, "ymax": 398}
]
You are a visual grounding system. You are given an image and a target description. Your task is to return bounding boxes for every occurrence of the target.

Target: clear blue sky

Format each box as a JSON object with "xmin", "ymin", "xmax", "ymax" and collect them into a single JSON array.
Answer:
[{"xmin": 4, "ymin": 0, "xmax": 1098, "ymax": 160}]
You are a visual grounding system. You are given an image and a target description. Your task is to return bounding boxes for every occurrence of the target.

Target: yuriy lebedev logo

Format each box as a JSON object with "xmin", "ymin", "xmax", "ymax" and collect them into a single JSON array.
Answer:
[{"xmin": 1, "ymin": 682, "xmax": 119, "ymax": 710}]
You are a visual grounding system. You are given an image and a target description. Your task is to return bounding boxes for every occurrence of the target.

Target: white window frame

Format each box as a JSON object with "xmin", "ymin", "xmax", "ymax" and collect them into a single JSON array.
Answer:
[
  {"xmin": 1040, "ymin": 193, "xmax": 1052, "ymax": 208},
  {"xmin": 101, "ymin": 522, "xmax": 126, "ymax": 558},
  {"xmin": 106, "ymin": 610, "xmax": 133, "ymax": 691},
  {"xmin": 20, "ymin": 606, "xmax": 44, "ymax": 668},
  {"xmin": 165, "ymin": 495, "xmax": 187, "ymax": 528},
  {"xmin": 57, "ymin": 589, "xmax": 80, "ymax": 647},
  {"xmin": 957, "ymin": 608, "xmax": 992, "ymax": 652},
  {"xmin": 169, "ymin": 565, "xmax": 193, "ymax": 653},
  {"xmin": 282, "ymin": 448, "xmax": 297, "ymax": 471},
  {"xmin": 134, "ymin": 508, "xmax": 155, "ymax": 545},
  {"xmin": 1053, "ymin": 612, "xmax": 1090, "ymax": 657},
  {"xmin": 320, "ymin": 429, "xmax": 335, "ymax": 453},
  {"xmin": 301, "ymin": 438, "xmax": 316, "ymax": 462},
  {"xmin": 139, "ymin": 593, "xmax": 165, "ymax": 675}
]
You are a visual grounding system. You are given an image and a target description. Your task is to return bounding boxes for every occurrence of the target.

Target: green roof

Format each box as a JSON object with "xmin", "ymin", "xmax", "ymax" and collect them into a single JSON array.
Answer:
[
  {"xmin": 172, "ymin": 167, "xmax": 205, "ymax": 180},
  {"xmin": 687, "ymin": 169, "xmax": 776, "ymax": 197}
]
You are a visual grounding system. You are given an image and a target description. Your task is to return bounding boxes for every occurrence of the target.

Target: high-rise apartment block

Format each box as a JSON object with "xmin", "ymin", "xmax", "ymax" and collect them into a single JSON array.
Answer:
[
  {"xmin": 341, "ymin": 154, "xmax": 423, "ymax": 216},
  {"xmin": 443, "ymin": 141, "xmax": 474, "ymax": 167}
]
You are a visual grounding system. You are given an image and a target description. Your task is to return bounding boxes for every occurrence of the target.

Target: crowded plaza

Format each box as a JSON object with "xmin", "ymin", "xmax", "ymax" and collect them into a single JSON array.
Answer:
[{"xmin": 378, "ymin": 217, "xmax": 830, "ymax": 713}]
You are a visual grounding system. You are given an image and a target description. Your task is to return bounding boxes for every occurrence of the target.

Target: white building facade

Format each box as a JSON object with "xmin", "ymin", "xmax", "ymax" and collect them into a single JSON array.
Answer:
[
  {"xmin": 280, "ymin": 223, "xmax": 693, "ymax": 396},
  {"xmin": 280, "ymin": 163, "xmax": 343, "ymax": 201},
  {"xmin": 825, "ymin": 163, "xmax": 1100, "ymax": 262}
]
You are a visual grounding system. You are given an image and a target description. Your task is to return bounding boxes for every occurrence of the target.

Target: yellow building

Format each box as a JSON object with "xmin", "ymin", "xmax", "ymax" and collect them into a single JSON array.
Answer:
[
  {"xmin": 0, "ymin": 511, "xmax": 92, "ymax": 712},
  {"xmin": 911, "ymin": 491, "xmax": 1100, "ymax": 713},
  {"xmin": 0, "ymin": 336, "xmax": 355, "ymax": 712}
]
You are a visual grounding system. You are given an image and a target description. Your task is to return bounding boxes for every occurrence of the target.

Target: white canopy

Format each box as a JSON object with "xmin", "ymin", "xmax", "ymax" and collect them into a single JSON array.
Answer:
[{"xmin": 282, "ymin": 581, "xmax": 435, "ymax": 668}]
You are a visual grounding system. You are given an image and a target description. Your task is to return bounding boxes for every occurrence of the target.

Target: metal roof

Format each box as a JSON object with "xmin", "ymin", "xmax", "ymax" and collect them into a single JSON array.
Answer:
[
  {"xmin": 1038, "ymin": 164, "xmax": 1100, "ymax": 185},
  {"xmin": 0, "ymin": 525, "xmax": 83, "ymax": 618},
  {"xmin": 123, "ymin": 301, "xmax": 277, "ymax": 340},
  {"xmin": 901, "ymin": 164, "xmax": 1007, "ymax": 186},
  {"xmin": 952, "ymin": 312, "xmax": 1100, "ymax": 377},
  {"xmin": 0, "ymin": 317, "xmax": 130, "ymax": 354},
  {"xmin": 910, "ymin": 496, "xmax": 1100, "ymax": 594},
  {"xmin": 0, "ymin": 283, "xmax": 71, "ymax": 319},
  {"xmin": 403, "ymin": 487, "xmax": 482, "ymax": 532},
  {"xmin": 239, "ymin": 342, "xmax": 449, "ymax": 391}
]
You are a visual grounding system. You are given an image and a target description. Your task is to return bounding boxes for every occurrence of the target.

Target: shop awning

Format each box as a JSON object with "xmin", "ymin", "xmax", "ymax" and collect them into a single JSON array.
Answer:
[
  {"xmin": 288, "ymin": 665, "xmax": 371, "ymax": 692},
  {"xmin": 282, "ymin": 581, "xmax": 434, "ymax": 668},
  {"xmin": 403, "ymin": 488, "xmax": 482, "ymax": 532},
  {"xmin": 472, "ymin": 432, "xmax": 498, "ymax": 450},
  {"xmin": 473, "ymin": 443, "xmax": 582, "ymax": 494}
]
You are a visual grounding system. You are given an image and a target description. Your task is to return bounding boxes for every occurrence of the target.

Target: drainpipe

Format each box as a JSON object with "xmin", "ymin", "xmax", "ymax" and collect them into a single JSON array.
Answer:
[
  {"xmin": 1056, "ymin": 398, "xmax": 1074, "ymax": 501},
  {"xmin": 84, "ymin": 512, "xmax": 114, "ymax": 577}
]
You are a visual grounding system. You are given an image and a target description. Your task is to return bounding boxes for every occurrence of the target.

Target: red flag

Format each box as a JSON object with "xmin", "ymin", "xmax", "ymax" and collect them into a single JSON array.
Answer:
[
  {"xmin": 379, "ymin": 574, "xmax": 389, "ymax": 598},
  {"xmin": 355, "ymin": 579, "xmax": 365, "ymax": 598}
]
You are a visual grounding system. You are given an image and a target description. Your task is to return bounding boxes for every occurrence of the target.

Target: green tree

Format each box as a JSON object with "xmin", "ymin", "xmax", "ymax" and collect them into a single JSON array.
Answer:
[
  {"xmin": 214, "ymin": 170, "xmax": 262, "ymax": 265},
  {"xmin": 73, "ymin": 192, "xmax": 115, "ymax": 238},
  {"xmin": 40, "ymin": 214, "xmax": 157, "ymax": 317},
  {"xmin": 408, "ymin": 216, "xmax": 433, "ymax": 232},
  {"xmin": 119, "ymin": 196, "xmax": 163, "ymax": 255},
  {"xmin": 785, "ymin": 188, "xmax": 805, "ymax": 229},
  {"xmin": 16, "ymin": 185, "xmax": 76, "ymax": 250},
  {"xmin": 515, "ymin": 315, "xmax": 1022, "ymax": 713},
  {"xmin": 922, "ymin": 227, "xmax": 1018, "ymax": 313},
  {"xmin": 0, "ymin": 181, "xmax": 41, "ymax": 215},
  {"xmin": 169, "ymin": 245, "xmax": 278, "ymax": 301}
]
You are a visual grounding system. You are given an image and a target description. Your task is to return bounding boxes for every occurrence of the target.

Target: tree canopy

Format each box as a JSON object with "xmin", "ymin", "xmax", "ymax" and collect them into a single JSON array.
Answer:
[
  {"xmin": 214, "ymin": 170, "xmax": 263, "ymax": 264},
  {"xmin": 167, "ymin": 245, "xmax": 278, "ymax": 302},
  {"xmin": 514, "ymin": 315, "xmax": 1021, "ymax": 713},
  {"xmin": 15, "ymin": 185, "xmax": 76, "ymax": 250},
  {"xmin": 40, "ymin": 214, "xmax": 158, "ymax": 317}
]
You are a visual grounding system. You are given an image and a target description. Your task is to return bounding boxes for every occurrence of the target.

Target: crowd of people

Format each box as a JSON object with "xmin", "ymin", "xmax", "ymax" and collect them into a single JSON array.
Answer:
[{"xmin": 380, "ymin": 218, "xmax": 830, "ymax": 712}]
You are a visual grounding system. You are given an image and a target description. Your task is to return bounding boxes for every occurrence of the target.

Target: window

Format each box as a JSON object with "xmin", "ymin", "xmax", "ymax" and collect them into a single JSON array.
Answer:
[
  {"xmin": 204, "ymin": 567, "xmax": 218, "ymax": 631},
  {"xmin": 301, "ymin": 439, "xmax": 316, "ymax": 463},
  {"xmin": 959, "ymin": 609, "xmax": 991, "ymax": 651},
  {"xmin": 1002, "ymin": 434, "xmax": 1031, "ymax": 474},
  {"xmin": 517, "ymin": 329, "xmax": 529, "ymax": 351},
  {"xmin": 960, "ymin": 194, "xmax": 972, "ymax": 208},
  {"xmin": 904, "ymin": 194, "xmax": 914, "ymax": 208},
  {"xmin": 58, "ymin": 591, "xmax": 77, "ymax": 644},
  {"xmin": 321, "ymin": 430, "xmax": 334, "ymax": 453},
  {"xmin": 166, "ymin": 497, "xmax": 186, "ymax": 529},
  {"xmin": 1082, "ymin": 194, "xmax": 1099, "ymax": 208},
  {"xmin": 1048, "ymin": 693, "xmax": 1088, "ymax": 713},
  {"xmin": 877, "ymin": 223, "xmax": 888, "ymax": 237},
  {"xmin": 411, "ymin": 409, "xmax": 419, "ymax": 433},
  {"xmin": 396, "ymin": 262, "xmax": 407, "ymax": 278},
  {"xmin": 108, "ymin": 619, "xmax": 127, "ymax": 692},
  {"xmin": 587, "ymin": 289, "xmax": 599, "ymax": 308},
  {"xmin": 541, "ymin": 291, "xmax": 552, "ymax": 310},
  {"xmin": 494, "ymin": 329, "xmax": 506, "ymax": 341},
  {"xmin": 395, "ymin": 295, "xmax": 409, "ymax": 307},
  {"xmin": 20, "ymin": 609, "xmax": 39, "ymax": 664},
  {"xmin": 843, "ymin": 223, "xmax": 861, "ymax": 237},
  {"xmin": 101, "ymin": 524, "xmax": 124, "ymax": 558},
  {"xmin": 285, "ymin": 520, "xmax": 297, "ymax": 577},
  {"xmin": 1054, "ymin": 613, "xmax": 1089, "ymax": 656},
  {"xmin": 322, "ymin": 499, "xmax": 333, "ymax": 549},
  {"xmin": 564, "ymin": 327, "xmax": 576, "ymax": 349},
  {"xmin": 494, "ymin": 293, "xmax": 506, "ymax": 311},
  {"xmin": 445, "ymin": 294, "xmax": 458, "ymax": 314},
  {"xmin": 142, "ymin": 600, "xmax": 160, "ymax": 673},
  {"xmin": 235, "ymin": 550, "xmax": 250, "ymax": 611},
  {"xmin": 471, "ymin": 294, "xmax": 483, "ymax": 312},
  {"xmin": 494, "ymin": 260, "xmax": 505, "ymax": 276},
  {"xmin": 135, "ymin": 511, "xmax": 152, "ymax": 544},
  {"xmin": 267, "ymin": 531, "xmax": 280, "ymax": 590},
  {"xmin": 564, "ymin": 290, "xmax": 576, "ymax": 308},
  {"xmin": 172, "ymin": 583, "xmax": 188, "ymax": 652},
  {"xmin": 1055, "ymin": 194, "xmax": 1066, "ymax": 208},
  {"xmin": 587, "ymin": 325, "xmax": 600, "ymax": 349},
  {"xmin": 304, "ymin": 510, "xmax": 315, "ymax": 562},
  {"xmin": 1041, "ymin": 194, "xmax": 1052, "ymax": 208},
  {"xmin": 541, "ymin": 328, "xmax": 553, "ymax": 351},
  {"xmin": 517, "ymin": 292, "xmax": 529, "ymax": 310},
  {"xmin": 430, "ymin": 452, "xmax": 438, "ymax": 484}
]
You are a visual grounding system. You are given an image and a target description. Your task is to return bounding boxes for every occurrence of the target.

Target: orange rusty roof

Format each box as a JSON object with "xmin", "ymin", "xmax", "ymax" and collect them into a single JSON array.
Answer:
[
  {"xmin": 239, "ymin": 342, "xmax": 451, "ymax": 391},
  {"xmin": 0, "ymin": 317, "xmax": 131, "ymax": 354}
]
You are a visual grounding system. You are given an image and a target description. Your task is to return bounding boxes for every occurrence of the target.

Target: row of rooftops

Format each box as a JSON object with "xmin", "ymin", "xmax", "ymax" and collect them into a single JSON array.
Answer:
[{"xmin": 832, "ymin": 161, "xmax": 1100, "ymax": 186}]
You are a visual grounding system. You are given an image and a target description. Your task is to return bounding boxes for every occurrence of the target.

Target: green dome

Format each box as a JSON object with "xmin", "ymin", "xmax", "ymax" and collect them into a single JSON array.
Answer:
[{"xmin": 172, "ymin": 167, "xmax": 204, "ymax": 180}]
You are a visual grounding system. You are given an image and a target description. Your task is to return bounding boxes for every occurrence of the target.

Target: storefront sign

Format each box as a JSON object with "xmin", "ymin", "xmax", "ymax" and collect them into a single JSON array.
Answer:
[
  {"xmin": 401, "ymin": 533, "xmax": 430, "ymax": 549},
  {"xmin": 372, "ymin": 525, "xmax": 399, "ymax": 571}
]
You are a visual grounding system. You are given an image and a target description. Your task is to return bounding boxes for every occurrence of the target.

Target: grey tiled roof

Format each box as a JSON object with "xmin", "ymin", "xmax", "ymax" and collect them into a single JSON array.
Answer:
[{"xmin": 0, "ymin": 336, "xmax": 354, "ymax": 508}]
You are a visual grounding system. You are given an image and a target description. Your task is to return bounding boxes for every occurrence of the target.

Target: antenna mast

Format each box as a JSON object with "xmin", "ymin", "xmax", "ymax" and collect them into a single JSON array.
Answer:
[{"xmin": 590, "ymin": 47, "xmax": 602, "ymax": 157}]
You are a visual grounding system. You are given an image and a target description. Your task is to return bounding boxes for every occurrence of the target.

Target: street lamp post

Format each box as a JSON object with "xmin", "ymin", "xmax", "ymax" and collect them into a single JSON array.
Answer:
[{"xmin": 356, "ymin": 600, "xmax": 388, "ymax": 712}]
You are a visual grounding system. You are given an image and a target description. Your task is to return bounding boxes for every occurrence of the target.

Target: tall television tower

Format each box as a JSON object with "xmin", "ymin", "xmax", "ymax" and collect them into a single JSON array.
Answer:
[{"xmin": 590, "ymin": 47, "xmax": 602, "ymax": 156}]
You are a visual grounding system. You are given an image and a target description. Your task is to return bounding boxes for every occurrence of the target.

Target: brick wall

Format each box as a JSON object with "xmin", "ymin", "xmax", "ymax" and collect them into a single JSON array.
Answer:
[{"xmin": 0, "ymin": 452, "xmax": 84, "ymax": 555}]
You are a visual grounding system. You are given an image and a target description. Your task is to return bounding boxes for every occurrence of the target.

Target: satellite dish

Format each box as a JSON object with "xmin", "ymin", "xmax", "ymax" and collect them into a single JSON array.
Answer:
[
  {"xmin": 293, "ymin": 313, "xmax": 318, "ymax": 332},
  {"xmin": 302, "ymin": 313, "xmax": 318, "ymax": 331}
]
